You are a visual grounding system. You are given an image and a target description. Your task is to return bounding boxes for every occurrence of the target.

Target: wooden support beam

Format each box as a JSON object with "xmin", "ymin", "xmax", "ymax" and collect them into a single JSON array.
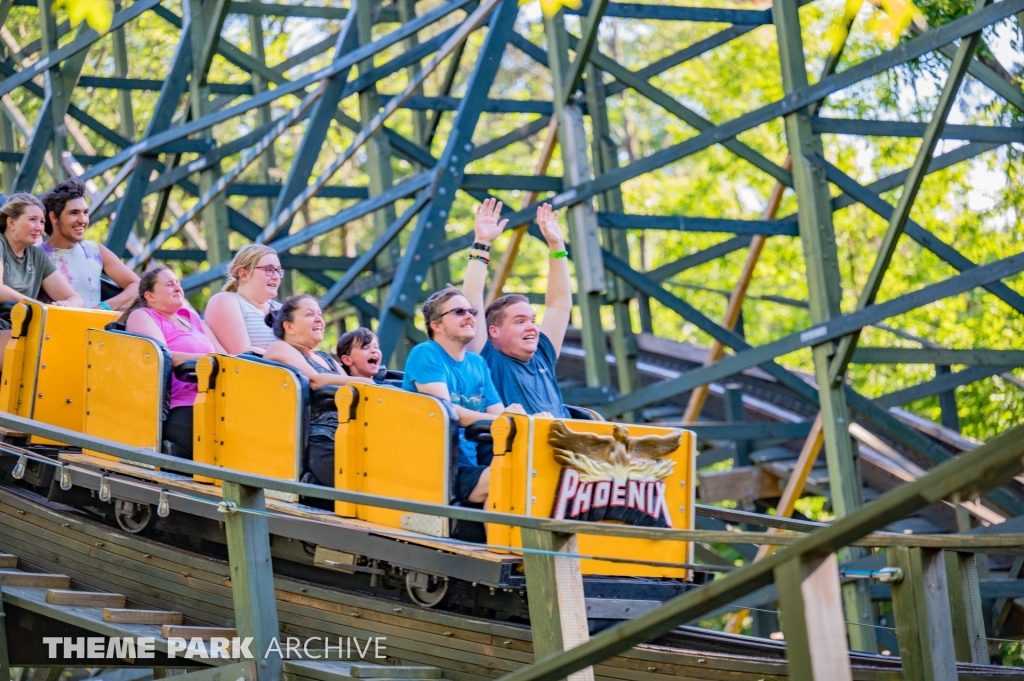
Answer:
[
  {"xmin": 102, "ymin": 608, "xmax": 184, "ymax": 625},
  {"xmin": 774, "ymin": 553, "xmax": 852, "ymax": 681},
  {"xmin": 0, "ymin": 555, "xmax": 15, "ymax": 568},
  {"xmin": 163, "ymin": 625, "xmax": 240, "ymax": 640},
  {"xmin": 724, "ymin": 414, "xmax": 823, "ymax": 634},
  {"xmin": 173, "ymin": 661, "xmax": 257, "ymax": 681},
  {"xmin": 944, "ymin": 551, "xmax": 987, "ymax": 663},
  {"xmin": 0, "ymin": 572, "xmax": 69, "ymax": 588},
  {"xmin": 992, "ymin": 555, "xmax": 1023, "ymax": 631},
  {"xmin": 520, "ymin": 529, "xmax": 593, "ymax": 681},
  {"xmin": 758, "ymin": 414, "xmax": 824, "ymax": 559},
  {"xmin": 222, "ymin": 481, "xmax": 282, "ymax": 681},
  {"xmin": 774, "ymin": 0, "xmax": 876, "ymax": 648},
  {"xmin": 887, "ymin": 547, "xmax": 957, "ymax": 681},
  {"xmin": 697, "ymin": 465, "xmax": 782, "ymax": 503},
  {"xmin": 545, "ymin": 11, "xmax": 609, "ymax": 389},
  {"xmin": 46, "ymin": 590, "xmax": 126, "ymax": 607},
  {"xmin": 0, "ymin": 580, "xmax": 9, "ymax": 681}
]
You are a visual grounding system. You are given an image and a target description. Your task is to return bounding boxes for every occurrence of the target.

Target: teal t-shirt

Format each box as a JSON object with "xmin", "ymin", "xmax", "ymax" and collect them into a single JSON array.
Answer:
[{"xmin": 402, "ymin": 340, "xmax": 501, "ymax": 466}]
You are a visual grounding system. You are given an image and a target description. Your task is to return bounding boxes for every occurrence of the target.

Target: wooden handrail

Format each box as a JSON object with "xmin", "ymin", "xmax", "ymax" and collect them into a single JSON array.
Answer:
[{"xmin": 4, "ymin": 410, "xmax": 1024, "ymax": 551}]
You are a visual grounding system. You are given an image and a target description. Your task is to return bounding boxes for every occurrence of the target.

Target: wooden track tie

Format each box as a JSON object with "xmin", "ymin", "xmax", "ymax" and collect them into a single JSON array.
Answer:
[
  {"xmin": 0, "ymin": 571, "xmax": 70, "ymax": 588},
  {"xmin": 0, "ymin": 554, "xmax": 16, "ymax": 568},
  {"xmin": 46, "ymin": 589, "xmax": 126, "ymax": 607},
  {"xmin": 162, "ymin": 625, "xmax": 238, "ymax": 640},
  {"xmin": 351, "ymin": 665, "xmax": 443, "ymax": 679},
  {"xmin": 102, "ymin": 608, "xmax": 183, "ymax": 625},
  {"xmin": 284, "ymin": 661, "xmax": 443, "ymax": 681}
]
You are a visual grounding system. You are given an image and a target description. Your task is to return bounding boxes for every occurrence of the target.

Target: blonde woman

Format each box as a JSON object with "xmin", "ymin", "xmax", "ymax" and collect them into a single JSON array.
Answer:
[
  {"xmin": 204, "ymin": 244, "xmax": 282, "ymax": 354},
  {"xmin": 0, "ymin": 194, "xmax": 82, "ymax": 308}
]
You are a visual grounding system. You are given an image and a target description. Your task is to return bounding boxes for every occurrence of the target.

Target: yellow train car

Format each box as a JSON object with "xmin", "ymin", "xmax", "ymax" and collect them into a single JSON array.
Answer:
[
  {"xmin": 0, "ymin": 301, "xmax": 119, "ymax": 445},
  {"xmin": 0, "ymin": 303, "xmax": 699, "ymax": 609},
  {"xmin": 488, "ymin": 415, "xmax": 694, "ymax": 578}
]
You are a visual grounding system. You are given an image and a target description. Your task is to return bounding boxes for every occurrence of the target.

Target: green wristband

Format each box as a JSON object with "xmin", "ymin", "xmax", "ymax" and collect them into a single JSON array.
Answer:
[
  {"xmin": 98, "ymin": 301, "xmax": 112, "ymax": 311},
  {"xmin": 550, "ymin": 249, "xmax": 568, "ymax": 259}
]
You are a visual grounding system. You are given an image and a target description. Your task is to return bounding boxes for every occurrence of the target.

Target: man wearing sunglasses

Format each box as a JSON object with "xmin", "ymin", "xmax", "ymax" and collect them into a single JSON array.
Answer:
[
  {"xmin": 463, "ymin": 199, "xmax": 572, "ymax": 418},
  {"xmin": 403, "ymin": 285, "xmax": 526, "ymax": 506}
]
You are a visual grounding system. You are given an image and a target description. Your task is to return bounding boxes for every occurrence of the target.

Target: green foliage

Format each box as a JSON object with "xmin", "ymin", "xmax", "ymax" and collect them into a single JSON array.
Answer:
[
  {"xmin": 1001, "ymin": 640, "xmax": 1024, "ymax": 666},
  {"xmin": 3, "ymin": 0, "xmax": 1021, "ymax": 440}
]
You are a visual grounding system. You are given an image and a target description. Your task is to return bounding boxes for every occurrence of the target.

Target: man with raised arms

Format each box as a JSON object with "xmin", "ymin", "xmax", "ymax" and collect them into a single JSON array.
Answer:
[{"xmin": 463, "ymin": 199, "xmax": 572, "ymax": 418}]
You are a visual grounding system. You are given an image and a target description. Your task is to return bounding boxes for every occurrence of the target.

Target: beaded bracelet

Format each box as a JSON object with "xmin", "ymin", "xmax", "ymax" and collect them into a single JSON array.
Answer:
[
  {"xmin": 550, "ymin": 250, "xmax": 568, "ymax": 259},
  {"xmin": 469, "ymin": 253, "xmax": 490, "ymax": 264}
]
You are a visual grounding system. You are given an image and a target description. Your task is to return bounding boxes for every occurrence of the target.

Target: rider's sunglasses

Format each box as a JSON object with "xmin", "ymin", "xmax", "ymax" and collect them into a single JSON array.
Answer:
[{"xmin": 435, "ymin": 307, "xmax": 478, "ymax": 321}]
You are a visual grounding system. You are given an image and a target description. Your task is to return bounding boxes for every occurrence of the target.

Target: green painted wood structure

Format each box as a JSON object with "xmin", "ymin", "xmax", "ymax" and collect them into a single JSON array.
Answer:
[
  {"xmin": 0, "ymin": 398, "xmax": 1023, "ymax": 678},
  {"xmin": 1, "ymin": 0, "xmax": 1024, "ymax": 670}
]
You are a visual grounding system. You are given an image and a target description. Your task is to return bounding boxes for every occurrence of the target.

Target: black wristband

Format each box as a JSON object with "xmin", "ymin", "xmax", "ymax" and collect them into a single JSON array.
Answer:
[{"xmin": 472, "ymin": 241, "xmax": 491, "ymax": 252}]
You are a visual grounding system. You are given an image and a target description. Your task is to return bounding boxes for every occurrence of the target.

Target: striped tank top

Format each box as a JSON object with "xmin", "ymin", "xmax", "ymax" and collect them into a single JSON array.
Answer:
[{"xmin": 232, "ymin": 293, "xmax": 279, "ymax": 351}]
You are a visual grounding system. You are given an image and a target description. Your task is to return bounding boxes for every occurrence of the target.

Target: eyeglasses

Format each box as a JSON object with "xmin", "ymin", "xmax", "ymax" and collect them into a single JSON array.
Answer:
[
  {"xmin": 435, "ymin": 307, "xmax": 478, "ymax": 321},
  {"xmin": 254, "ymin": 265, "xmax": 285, "ymax": 278}
]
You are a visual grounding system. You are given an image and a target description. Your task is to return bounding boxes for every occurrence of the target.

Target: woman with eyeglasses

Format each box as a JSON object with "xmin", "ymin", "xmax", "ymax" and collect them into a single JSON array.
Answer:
[
  {"xmin": 264, "ymin": 296, "xmax": 374, "ymax": 490},
  {"xmin": 205, "ymin": 244, "xmax": 283, "ymax": 355}
]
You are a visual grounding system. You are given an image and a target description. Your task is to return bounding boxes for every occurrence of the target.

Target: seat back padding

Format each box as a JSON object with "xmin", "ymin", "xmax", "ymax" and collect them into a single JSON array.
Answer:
[
  {"xmin": 0, "ymin": 301, "xmax": 45, "ymax": 422},
  {"xmin": 0, "ymin": 302, "xmax": 118, "ymax": 442},
  {"xmin": 84, "ymin": 329, "xmax": 171, "ymax": 459},
  {"xmin": 194, "ymin": 354, "xmax": 309, "ymax": 494},
  {"xmin": 334, "ymin": 383, "xmax": 458, "ymax": 527}
]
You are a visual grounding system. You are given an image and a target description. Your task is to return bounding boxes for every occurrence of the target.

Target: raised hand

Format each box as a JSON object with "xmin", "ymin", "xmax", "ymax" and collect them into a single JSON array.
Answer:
[
  {"xmin": 536, "ymin": 203, "xmax": 565, "ymax": 251},
  {"xmin": 473, "ymin": 198, "xmax": 508, "ymax": 246}
]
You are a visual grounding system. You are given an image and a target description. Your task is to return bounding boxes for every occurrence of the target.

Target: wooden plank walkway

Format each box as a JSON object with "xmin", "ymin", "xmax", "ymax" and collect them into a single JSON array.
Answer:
[{"xmin": 0, "ymin": 560, "xmax": 443, "ymax": 680}]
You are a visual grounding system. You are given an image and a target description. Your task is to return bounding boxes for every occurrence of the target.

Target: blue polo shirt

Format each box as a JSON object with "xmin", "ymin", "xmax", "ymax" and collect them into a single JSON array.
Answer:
[
  {"xmin": 481, "ymin": 333, "xmax": 569, "ymax": 418},
  {"xmin": 402, "ymin": 340, "xmax": 502, "ymax": 466}
]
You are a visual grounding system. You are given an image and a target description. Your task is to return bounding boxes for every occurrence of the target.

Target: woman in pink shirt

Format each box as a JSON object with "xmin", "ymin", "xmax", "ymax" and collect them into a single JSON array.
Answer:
[{"xmin": 121, "ymin": 266, "xmax": 224, "ymax": 459}]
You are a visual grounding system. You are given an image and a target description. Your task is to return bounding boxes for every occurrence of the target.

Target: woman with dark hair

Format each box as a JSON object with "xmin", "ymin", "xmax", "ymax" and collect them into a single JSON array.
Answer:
[
  {"xmin": 264, "ymin": 296, "xmax": 372, "ymax": 488},
  {"xmin": 122, "ymin": 267, "xmax": 225, "ymax": 459}
]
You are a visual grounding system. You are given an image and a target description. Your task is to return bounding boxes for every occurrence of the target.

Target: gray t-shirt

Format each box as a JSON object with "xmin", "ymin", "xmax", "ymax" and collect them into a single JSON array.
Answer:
[
  {"xmin": 0, "ymin": 232, "xmax": 56, "ymax": 299},
  {"xmin": 481, "ymin": 333, "xmax": 569, "ymax": 418}
]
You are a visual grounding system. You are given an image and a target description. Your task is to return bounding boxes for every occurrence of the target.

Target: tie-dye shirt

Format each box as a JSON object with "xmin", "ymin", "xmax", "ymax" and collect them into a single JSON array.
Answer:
[{"xmin": 41, "ymin": 240, "xmax": 103, "ymax": 309}]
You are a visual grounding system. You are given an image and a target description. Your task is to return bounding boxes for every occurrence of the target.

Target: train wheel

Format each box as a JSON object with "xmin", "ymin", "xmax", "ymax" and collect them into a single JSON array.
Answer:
[
  {"xmin": 406, "ymin": 571, "xmax": 448, "ymax": 608},
  {"xmin": 114, "ymin": 499, "xmax": 153, "ymax": 534}
]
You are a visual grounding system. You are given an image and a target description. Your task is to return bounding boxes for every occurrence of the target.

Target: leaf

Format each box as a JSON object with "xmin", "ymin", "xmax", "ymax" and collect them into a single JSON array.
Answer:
[
  {"xmin": 518, "ymin": 0, "xmax": 583, "ymax": 19},
  {"xmin": 54, "ymin": 0, "xmax": 114, "ymax": 34},
  {"xmin": 827, "ymin": 0, "xmax": 865, "ymax": 55}
]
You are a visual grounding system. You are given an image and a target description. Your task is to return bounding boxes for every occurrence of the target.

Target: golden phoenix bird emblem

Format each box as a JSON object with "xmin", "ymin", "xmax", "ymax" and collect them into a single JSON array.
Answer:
[
  {"xmin": 548, "ymin": 421, "xmax": 681, "ymax": 482},
  {"xmin": 548, "ymin": 421, "xmax": 682, "ymax": 527}
]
